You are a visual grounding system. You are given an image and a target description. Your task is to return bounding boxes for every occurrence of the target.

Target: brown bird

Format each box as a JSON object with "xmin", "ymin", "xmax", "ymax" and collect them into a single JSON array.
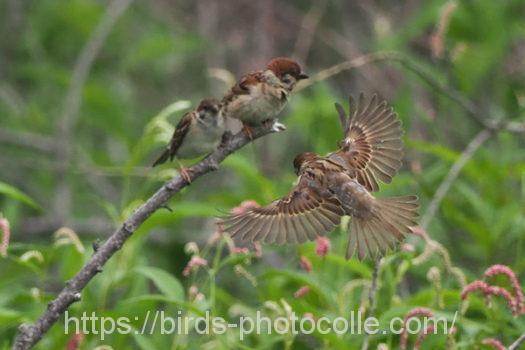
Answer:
[
  {"xmin": 222, "ymin": 57, "xmax": 308, "ymax": 138},
  {"xmin": 220, "ymin": 94, "xmax": 418, "ymax": 259},
  {"xmin": 152, "ymin": 98, "xmax": 225, "ymax": 183}
]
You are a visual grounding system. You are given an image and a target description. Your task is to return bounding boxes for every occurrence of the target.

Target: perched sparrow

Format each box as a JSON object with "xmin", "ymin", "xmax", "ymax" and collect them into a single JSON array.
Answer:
[
  {"xmin": 222, "ymin": 57, "xmax": 308, "ymax": 138},
  {"xmin": 220, "ymin": 95, "xmax": 418, "ymax": 260},
  {"xmin": 152, "ymin": 98, "xmax": 225, "ymax": 183}
]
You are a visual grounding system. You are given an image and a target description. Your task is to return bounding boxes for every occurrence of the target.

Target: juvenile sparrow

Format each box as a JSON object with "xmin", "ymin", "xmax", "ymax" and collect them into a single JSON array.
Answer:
[
  {"xmin": 220, "ymin": 95, "xmax": 418, "ymax": 260},
  {"xmin": 222, "ymin": 57, "xmax": 308, "ymax": 138},
  {"xmin": 152, "ymin": 98, "xmax": 225, "ymax": 183}
]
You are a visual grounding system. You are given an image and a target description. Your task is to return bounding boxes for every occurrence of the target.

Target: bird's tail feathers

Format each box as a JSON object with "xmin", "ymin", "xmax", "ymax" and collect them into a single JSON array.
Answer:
[
  {"xmin": 347, "ymin": 195, "xmax": 418, "ymax": 260},
  {"xmin": 152, "ymin": 149, "xmax": 170, "ymax": 167}
]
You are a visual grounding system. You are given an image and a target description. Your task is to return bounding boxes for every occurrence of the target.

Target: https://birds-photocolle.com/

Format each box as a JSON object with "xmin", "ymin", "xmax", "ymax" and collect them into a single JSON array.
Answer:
[
  {"xmin": 221, "ymin": 57, "xmax": 309, "ymax": 139},
  {"xmin": 152, "ymin": 98, "xmax": 225, "ymax": 183},
  {"xmin": 220, "ymin": 94, "xmax": 419, "ymax": 260}
]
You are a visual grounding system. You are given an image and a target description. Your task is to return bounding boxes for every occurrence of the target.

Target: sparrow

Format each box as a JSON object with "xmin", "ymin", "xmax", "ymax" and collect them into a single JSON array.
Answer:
[
  {"xmin": 220, "ymin": 94, "xmax": 418, "ymax": 260},
  {"xmin": 152, "ymin": 98, "xmax": 225, "ymax": 183},
  {"xmin": 221, "ymin": 57, "xmax": 308, "ymax": 138}
]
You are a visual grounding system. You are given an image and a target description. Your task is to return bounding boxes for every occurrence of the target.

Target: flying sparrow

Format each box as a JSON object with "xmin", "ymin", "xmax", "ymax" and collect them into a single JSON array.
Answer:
[
  {"xmin": 220, "ymin": 94, "xmax": 418, "ymax": 260},
  {"xmin": 152, "ymin": 98, "xmax": 225, "ymax": 183},
  {"xmin": 222, "ymin": 57, "xmax": 308, "ymax": 138}
]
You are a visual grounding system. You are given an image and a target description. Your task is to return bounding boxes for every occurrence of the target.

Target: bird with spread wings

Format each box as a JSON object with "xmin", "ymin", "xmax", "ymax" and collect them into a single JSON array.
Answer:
[{"xmin": 220, "ymin": 94, "xmax": 418, "ymax": 260}]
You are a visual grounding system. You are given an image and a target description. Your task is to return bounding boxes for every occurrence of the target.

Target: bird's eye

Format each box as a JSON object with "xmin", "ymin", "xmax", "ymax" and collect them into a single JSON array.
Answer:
[{"xmin": 282, "ymin": 76, "xmax": 292, "ymax": 84}]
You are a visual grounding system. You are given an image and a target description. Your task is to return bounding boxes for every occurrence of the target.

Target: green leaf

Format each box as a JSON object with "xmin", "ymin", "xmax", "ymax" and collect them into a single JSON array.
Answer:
[
  {"xmin": 0, "ymin": 308, "xmax": 23, "ymax": 325},
  {"xmin": 133, "ymin": 331, "xmax": 158, "ymax": 350},
  {"xmin": 0, "ymin": 182, "xmax": 40, "ymax": 210},
  {"xmin": 135, "ymin": 266, "xmax": 185, "ymax": 302},
  {"xmin": 324, "ymin": 255, "xmax": 373, "ymax": 278}
]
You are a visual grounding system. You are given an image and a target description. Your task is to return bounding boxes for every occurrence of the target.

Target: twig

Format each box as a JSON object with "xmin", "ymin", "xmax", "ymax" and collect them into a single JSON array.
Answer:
[
  {"xmin": 360, "ymin": 258, "xmax": 381, "ymax": 350},
  {"xmin": 420, "ymin": 129, "xmax": 492, "ymax": 229},
  {"xmin": 53, "ymin": 0, "xmax": 133, "ymax": 223},
  {"xmin": 429, "ymin": 1, "xmax": 458, "ymax": 59},
  {"xmin": 296, "ymin": 51, "xmax": 392, "ymax": 91},
  {"xmin": 297, "ymin": 51, "xmax": 525, "ymax": 134},
  {"xmin": 11, "ymin": 126, "xmax": 281, "ymax": 349},
  {"xmin": 508, "ymin": 333, "xmax": 525, "ymax": 350}
]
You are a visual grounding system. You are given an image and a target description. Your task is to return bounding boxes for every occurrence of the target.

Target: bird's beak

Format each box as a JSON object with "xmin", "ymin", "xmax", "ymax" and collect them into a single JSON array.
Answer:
[{"xmin": 297, "ymin": 72, "xmax": 309, "ymax": 80}]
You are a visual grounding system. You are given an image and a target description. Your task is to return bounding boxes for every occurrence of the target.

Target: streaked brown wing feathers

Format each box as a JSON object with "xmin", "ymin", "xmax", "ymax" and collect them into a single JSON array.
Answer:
[
  {"xmin": 332, "ymin": 93, "xmax": 404, "ymax": 191},
  {"xmin": 221, "ymin": 179, "xmax": 344, "ymax": 244},
  {"xmin": 167, "ymin": 112, "xmax": 193, "ymax": 160}
]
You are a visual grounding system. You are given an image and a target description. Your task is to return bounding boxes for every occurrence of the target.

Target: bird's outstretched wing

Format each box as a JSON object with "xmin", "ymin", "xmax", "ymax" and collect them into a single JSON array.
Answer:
[
  {"xmin": 152, "ymin": 112, "xmax": 193, "ymax": 167},
  {"xmin": 220, "ymin": 177, "xmax": 345, "ymax": 244},
  {"xmin": 329, "ymin": 94, "xmax": 404, "ymax": 192}
]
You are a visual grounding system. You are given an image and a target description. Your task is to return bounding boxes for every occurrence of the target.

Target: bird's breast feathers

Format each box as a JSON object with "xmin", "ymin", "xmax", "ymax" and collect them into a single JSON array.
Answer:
[
  {"xmin": 176, "ymin": 119, "xmax": 223, "ymax": 159},
  {"xmin": 225, "ymin": 79, "xmax": 289, "ymax": 124}
]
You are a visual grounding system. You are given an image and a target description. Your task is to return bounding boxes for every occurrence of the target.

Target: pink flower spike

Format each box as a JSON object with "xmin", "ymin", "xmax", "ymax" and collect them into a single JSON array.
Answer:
[
  {"xmin": 410, "ymin": 226, "xmax": 429, "ymax": 241},
  {"xmin": 414, "ymin": 325, "xmax": 434, "ymax": 350},
  {"xmin": 189, "ymin": 285, "xmax": 198, "ymax": 297},
  {"xmin": 66, "ymin": 332, "xmax": 84, "ymax": 350},
  {"xmin": 299, "ymin": 256, "xmax": 313, "ymax": 272},
  {"xmin": 253, "ymin": 242, "xmax": 262, "ymax": 258},
  {"xmin": 401, "ymin": 307, "xmax": 434, "ymax": 350},
  {"xmin": 485, "ymin": 285, "xmax": 518, "ymax": 316},
  {"xmin": 484, "ymin": 264, "xmax": 524, "ymax": 314},
  {"xmin": 461, "ymin": 280, "xmax": 489, "ymax": 300},
  {"xmin": 294, "ymin": 286, "xmax": 310, "ymax": 298},
  {"xmin": 401, "ymin": 243, "xmax": 415, "ymax": 253},
  {"xmin": 182, "ymin": 256, "xmax": 208, "ymax": 277},
  {"xmin": 461, "ymin": 280, "xmax": 518, "ymax": 316},
  {"xmin": 481, "ymin": 338, "xmax": 506, "ymax": 350},
  {"xmin": 231, "ymin": 246, "xmax": 249, "ymax": 255},
  {"xmin": 0, "ymin": 218, "xmax": 10, "ymax": 258},
  {"xmin": 315, "ymin": 236, "xmax": 330, "ymax": 257}
]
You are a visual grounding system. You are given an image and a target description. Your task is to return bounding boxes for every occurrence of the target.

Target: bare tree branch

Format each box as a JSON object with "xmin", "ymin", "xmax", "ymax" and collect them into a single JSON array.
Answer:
[
  {"xmin": 508, "ymin": 333, "xmax": 525, "ymax": 350},
  {"xmin": 53, "ymin": 0, "xmax": 133, "ymax": 223},
  {"xmin": 11, "ymin": 126, "xmax": 281, "ymax": 349}
]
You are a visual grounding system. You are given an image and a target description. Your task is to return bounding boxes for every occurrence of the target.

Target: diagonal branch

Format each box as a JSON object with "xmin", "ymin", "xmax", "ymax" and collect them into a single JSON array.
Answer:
[
  {"xmin": 508, "ymin": 333, "xmax": 525, "ymax": 350},
  {"xmin": 11, "ymin": 126, "xmax": 281, "ymax": 349}
]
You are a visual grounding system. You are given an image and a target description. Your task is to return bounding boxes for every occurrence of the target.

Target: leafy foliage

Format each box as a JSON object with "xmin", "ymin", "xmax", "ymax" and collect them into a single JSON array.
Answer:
[{"xmin": 1, "ymin": 0, "xmax": 525, "ymax": 349}]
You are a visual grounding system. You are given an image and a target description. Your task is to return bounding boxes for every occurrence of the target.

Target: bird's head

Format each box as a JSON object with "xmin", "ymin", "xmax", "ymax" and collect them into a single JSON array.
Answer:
[
  {"xmin": 293, "ymin": 152, "xmax": 318, "ymax": 175},
  {"xmin": 266, "ymin": 57, "xmax": 308, "ymax": 90},
  {"xmin": 196, "ymin": 98, "xmax": 222, "ymax": 125}
]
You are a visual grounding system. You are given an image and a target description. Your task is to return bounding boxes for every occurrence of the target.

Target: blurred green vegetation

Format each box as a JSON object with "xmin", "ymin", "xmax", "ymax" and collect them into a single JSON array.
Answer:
[{"xmin": 1, "ymin": 0, "xmax": 525, "ymax": 349}]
